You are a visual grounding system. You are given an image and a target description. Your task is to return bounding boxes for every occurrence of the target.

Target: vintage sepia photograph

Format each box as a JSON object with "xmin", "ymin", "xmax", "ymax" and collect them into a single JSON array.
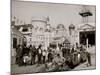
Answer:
[{"xmin": 11, "ymin": 0, "xmax": 96, "ymax": 74}]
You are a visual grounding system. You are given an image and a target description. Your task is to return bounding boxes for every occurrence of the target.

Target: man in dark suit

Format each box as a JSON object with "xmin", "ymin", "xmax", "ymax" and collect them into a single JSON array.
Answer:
[
  {"xmin": 37, "ymin": 45, "xmax": 42, "ymax": 65},
  {"xmin": 31, "ymin": 45, "xmax": 37, "ymax": 65},
  {"xmin": 16, "ymin": 45, "xmax": 23, "ymax": 66}
]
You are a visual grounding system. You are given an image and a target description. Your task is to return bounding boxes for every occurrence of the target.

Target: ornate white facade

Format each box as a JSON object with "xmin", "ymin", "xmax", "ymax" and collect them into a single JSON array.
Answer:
[{"xmin": 31, "ymin": 17, "xmax": 54, "ymax": 49}]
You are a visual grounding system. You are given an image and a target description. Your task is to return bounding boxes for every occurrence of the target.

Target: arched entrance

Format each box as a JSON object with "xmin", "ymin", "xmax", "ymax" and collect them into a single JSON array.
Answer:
[
  {"xmin": 79, "ymin": 31, "xmax": 95, "ymax": 45},
  {"xmin": 78, "ymin": 24, "xmax": 95, "ymax": 46}
]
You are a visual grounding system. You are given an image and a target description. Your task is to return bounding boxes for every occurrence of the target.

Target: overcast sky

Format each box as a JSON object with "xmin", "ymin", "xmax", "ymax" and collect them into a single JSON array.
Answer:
[{"xmin": 12, "ymin": 0, "xmax": 95, "ymax": 29}]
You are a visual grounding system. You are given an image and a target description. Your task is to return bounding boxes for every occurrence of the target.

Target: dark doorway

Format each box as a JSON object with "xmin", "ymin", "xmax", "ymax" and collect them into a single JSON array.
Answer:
[
  {"xmin": 79, "ymin": 31, "xmax": 95, "ymax": 45},
  {"xmin": 13, "ymin": 38, "xmax": 17, "ymax": 48}
]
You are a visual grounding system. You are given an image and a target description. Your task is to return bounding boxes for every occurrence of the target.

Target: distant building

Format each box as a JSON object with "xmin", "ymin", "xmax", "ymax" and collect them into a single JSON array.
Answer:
[
  {"xmin": 52, "ymin": 24, "xmax": 68, "ymax": 44},
  {"xmin": 11, "ymin": 5, "xmax": 95, "ymax": 49},
  {"xmin": 31, "ymin": 17, "xmax": 47, "ymax": 47},
  {"xmin": 31, "ymin": 17, "xmax": 55, "ymax": 49},
  {"xmin": 78, "ymin": 23, "xmax": 95, "ymax": 45},
  {"xmin": 11, "ymin": 21, "xmax": 26, "ymax": 57},
  {"xmin": 56, "ymin": 24, "xmax": 67, "ymax": 37},
  {"xmin": 77, "ymin": 5, "xmax": 95, "ymax": 46},
  {"xmin": 16, "ymin": 24, "xmax": 33, "ymax": 46},
  {"xmin": 70, "ymin": 5, "xmax": 96, "ymax": 46}
]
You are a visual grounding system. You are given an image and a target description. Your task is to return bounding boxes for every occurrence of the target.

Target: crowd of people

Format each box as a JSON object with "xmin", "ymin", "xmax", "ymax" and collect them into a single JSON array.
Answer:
[
  {"xmin": 15, "ymin": 42, "xmax": 92, "ymax": 70},
  {"xmin": 15, "ymin": 44, "xmax": 46, "ymax": 66}
]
